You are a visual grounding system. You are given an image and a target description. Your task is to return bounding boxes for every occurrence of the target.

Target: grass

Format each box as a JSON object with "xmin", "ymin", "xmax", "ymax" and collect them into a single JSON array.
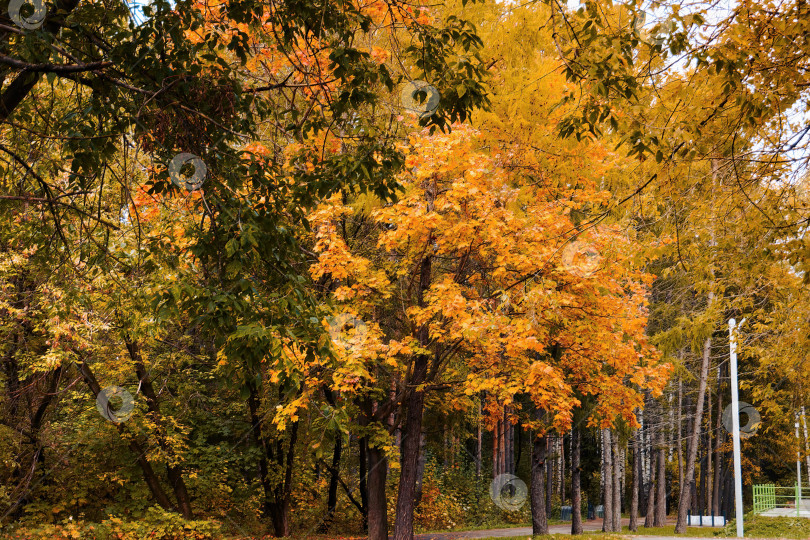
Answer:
[
  {"xmin": 416, "ymin": 520, "xmax": 567, "ymax": 534},
  {"xmin": 416, "ymin": 522, "xmax": 530, "ymax": 533},
  {"xmin": 471, "ymin": 516, "xmax": 810, "ymax": 539},
  {"xmin": 622, "ymin": 525, "xmax": 720, "ymax": 537},
  {"xmin": 723, "ymin": 514, "xmax": 810, "ymax": 539}
]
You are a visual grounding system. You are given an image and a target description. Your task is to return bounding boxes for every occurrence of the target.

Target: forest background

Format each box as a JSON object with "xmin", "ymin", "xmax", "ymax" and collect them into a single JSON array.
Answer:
[{"xmin": 1, "ymin": 0, "xmax": 810, "ymax": 538}]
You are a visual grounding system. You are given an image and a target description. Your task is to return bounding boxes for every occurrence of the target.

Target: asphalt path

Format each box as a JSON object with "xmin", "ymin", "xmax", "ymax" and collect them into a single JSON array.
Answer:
[
  {"xmin": 416, "ymin": 519, "xmax": 624, "ymax": 539},
  {"xmin": 414, "ymin": 518, "xmax": 734, "ymax": 540}
]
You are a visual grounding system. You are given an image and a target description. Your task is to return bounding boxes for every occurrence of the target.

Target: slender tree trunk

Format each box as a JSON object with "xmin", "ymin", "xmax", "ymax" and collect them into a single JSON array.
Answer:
[
  {"xmin": 443, "ymin": 423, "xmax": 449, "ymax": 468},
  {"xmin": 698, "ymin": 447, "xmax": 706, "ymax": 516},
  {"xmin": 677, "ymin": 379, "xmax": 684, "ymax": 494},
  {"xmin": 571, "ymin": 424, "xmax": 583, "ymax": 534},
  {"xmin": 77, "ymin": 360, "xmax": 175, "ymax": 512},
  {"xmin": 531, "ymin": 431, "xmax": 549, "ymax": 535},
  {"xmin": 630, "ymin": 428, "xmax": 640, "ymax": 531},
  {"xmin": 655, "ymin": 431, "xmax": 667, "ymax": 526},
  {"xmin": 674, "ymin": 318, "xmax": 713, "ymax": 533},
  {"xmin": 707, "ymin": 385, "xmax": 713, "ymax": 513},
  {"xmin": 359, "ymin": 437, "xmax": 369, "ymax": 533},
  {"xmin": 802, "ymin": 407, "xmax": 810, "ymax": 487},
  {"xmin": 507, "ymin": 410, "xmax": 513, "ymax": 475},
  {"xmin": 493, "ymin": 418, "xmax": 499, "ymax": 478},
  {"xmin": 560, "ymin": 433, "xmax": 566, "ymax": 504},
  {"xmin": 612, "ymin": 431, "xmax": 622, "ymax": 531},
  {"xmin": 546, "ymin": 436, "xmax": 553, "ymax": 517},
  {"xmin": 266, "ymin": 412, "xmax": 299, "ymax": 537},
  {"xmin": 712, "ymin": 368, "xmax": 723, "ymax": 516},
  {"xmin": 476, "ymin": 397, "xmax": 483, "ymax": 477},
  {"xmin": 602, "ymin": 429, "xmax": 614, "ymax": 532},
  {"xmin": 319, "ymin": 434, "xmax": 342, "ymax": 532},
  {"xmin": 644, "ymin": 449, "xmax": 656, "ymax": 528},
  {"xmin": 126, "ymin": 339, "xmax": 193, "ymax": 519},
  {"xmin": 245, "ymin": 381, "xmax": 275, "ymax": 525}
]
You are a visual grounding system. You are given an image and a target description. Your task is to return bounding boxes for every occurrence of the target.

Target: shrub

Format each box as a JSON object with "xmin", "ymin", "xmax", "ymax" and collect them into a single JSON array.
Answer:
[{"xmin": 1, "ymin": 507, "xmax": 222, "ymax": 540}]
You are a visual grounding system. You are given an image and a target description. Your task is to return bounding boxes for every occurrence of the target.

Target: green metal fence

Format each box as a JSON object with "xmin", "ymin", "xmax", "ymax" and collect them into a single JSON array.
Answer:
[
  {"xmin": 753, "ymin": 484, "xmax": 776, "ymax": 513},
  {"xmin": 753, "ymin": 484, "xmax": 810, "ymax": 517}
]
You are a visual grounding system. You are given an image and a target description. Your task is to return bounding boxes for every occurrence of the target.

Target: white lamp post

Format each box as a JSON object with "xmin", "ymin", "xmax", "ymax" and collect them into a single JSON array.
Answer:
[{"xmin": 729, "ymin": 318, "xmax": 745, "ymax": 538}]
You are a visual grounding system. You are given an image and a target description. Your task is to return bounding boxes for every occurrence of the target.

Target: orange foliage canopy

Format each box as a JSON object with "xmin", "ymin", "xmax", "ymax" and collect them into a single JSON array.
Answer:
[{"xmin": 309, "ymin": 124, "xmax": 670, "ymax": 435}]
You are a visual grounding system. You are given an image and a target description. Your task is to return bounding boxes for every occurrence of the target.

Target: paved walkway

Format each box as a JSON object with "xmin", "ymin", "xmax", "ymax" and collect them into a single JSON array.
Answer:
[
  {"xmin": 416, "ymin": 519, "xmax": 620, "ymax": 539},
  {"xmin": 414, "ymin": 518, "xmax": 730, "ymax": 540}
]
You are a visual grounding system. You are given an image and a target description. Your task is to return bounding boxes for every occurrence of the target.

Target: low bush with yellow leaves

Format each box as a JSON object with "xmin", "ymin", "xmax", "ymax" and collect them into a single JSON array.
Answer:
[{"xmin": 1, "ymin": 507, "xmax": 222, "ymax": 540}]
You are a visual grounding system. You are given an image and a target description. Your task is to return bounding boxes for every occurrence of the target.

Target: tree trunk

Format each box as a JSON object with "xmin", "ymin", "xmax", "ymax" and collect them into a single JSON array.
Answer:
[
  {"xmin": 630, "ymin": 428, "xmax": 640, "ymax": 531},
  {"xmin": 393, "ymin": 198, "xmax": 434, "ymax": 540},
  {"xmin": 698, "ymin": 447, "xmax": 706, "ymax": 517},
  {"xmin": 644, "ymin": 436, "xmax": 658, "ymax": 528},
  {"xmin": 77, "ymin": 360, "xmax": 175, "ymax": 513},
  {"xmin": 706, "ymin": 385, "xmax": 713, "ymax": 513},
  {"xmin": 494, "ymin": 414, "xmax": 502, "ymax": 478},
  {"xmin": 476, "ymin": 397, "xmax": 483, "ymax": 477},
  {"xmin": 712, "ymin": 368, "xmax": 723, "ymax": 516},
  {"xmin": 267, "ymin": 415, "xmax": 299, "ymax": 537},
  {"xmin": 393, "ymin": 363, "xmax": 428, "ymax": 540},
  {"xmin": 644, "ymin": 449, "xmax": 656, "ymax": 528},
  {"xmin": 414, "ymin": 431, "xmax": 427, "ymax": 506},
  {"xmin": 359, "ymin": 436, "xmax": 369, "ymax": 533},
  {"xmin": 560, "ymin": 433, "xmax": 566, "ymax": 504},
  {"xmin": 571, "ymin": 424, "xmax": 583, "ymax": 534},
  {"xmin": 674, "ymin": 322, "xmax": 713, "ymax": 533},
  {"xmin": 319, "ymin": 434, "xmax": 342, "ymax": 532},
  {"xmin": 126, "ymin": 339, "xmax": 193, "ymax": 519},
  {"xmin": 367, "ymin": 444, "xmax": 388, "ymax": 540},
  {"xmin": 677, "ymin": 379, "xmax": 684, "ymax": 495},
  {"xmin": 602, "ymin": 429, "xmax": 614, "ymax": 532},
  {"xmin": 655, "ymin": 433, "xmax": 667, "ymax": 526},
  {"xmin": 802, "ymin": 407, "xmax": 810, "ymax": 488},
  {"xmin": 531, "ymin": 432, "xmax": 549, "ymax": 535},
  {"xmin": 443, "ymin": 423, "xmax": 449, "ymax": 468},
  {"xmin": 505, "ymin": 409, "xmax": 512, "ymax": 475},
  {"xmin": 612, "ymin": 432, "xmax": 621, "ymax": 531},
  {"xmin": 546, "ymin": 436, "xmax": 553, "ymax": 517}
]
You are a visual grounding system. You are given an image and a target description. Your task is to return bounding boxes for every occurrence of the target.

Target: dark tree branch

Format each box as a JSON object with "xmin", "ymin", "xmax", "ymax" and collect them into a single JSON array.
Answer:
[{"xmin": 0, "ymin": 55, "xmax": 113, "ymax": 73}]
